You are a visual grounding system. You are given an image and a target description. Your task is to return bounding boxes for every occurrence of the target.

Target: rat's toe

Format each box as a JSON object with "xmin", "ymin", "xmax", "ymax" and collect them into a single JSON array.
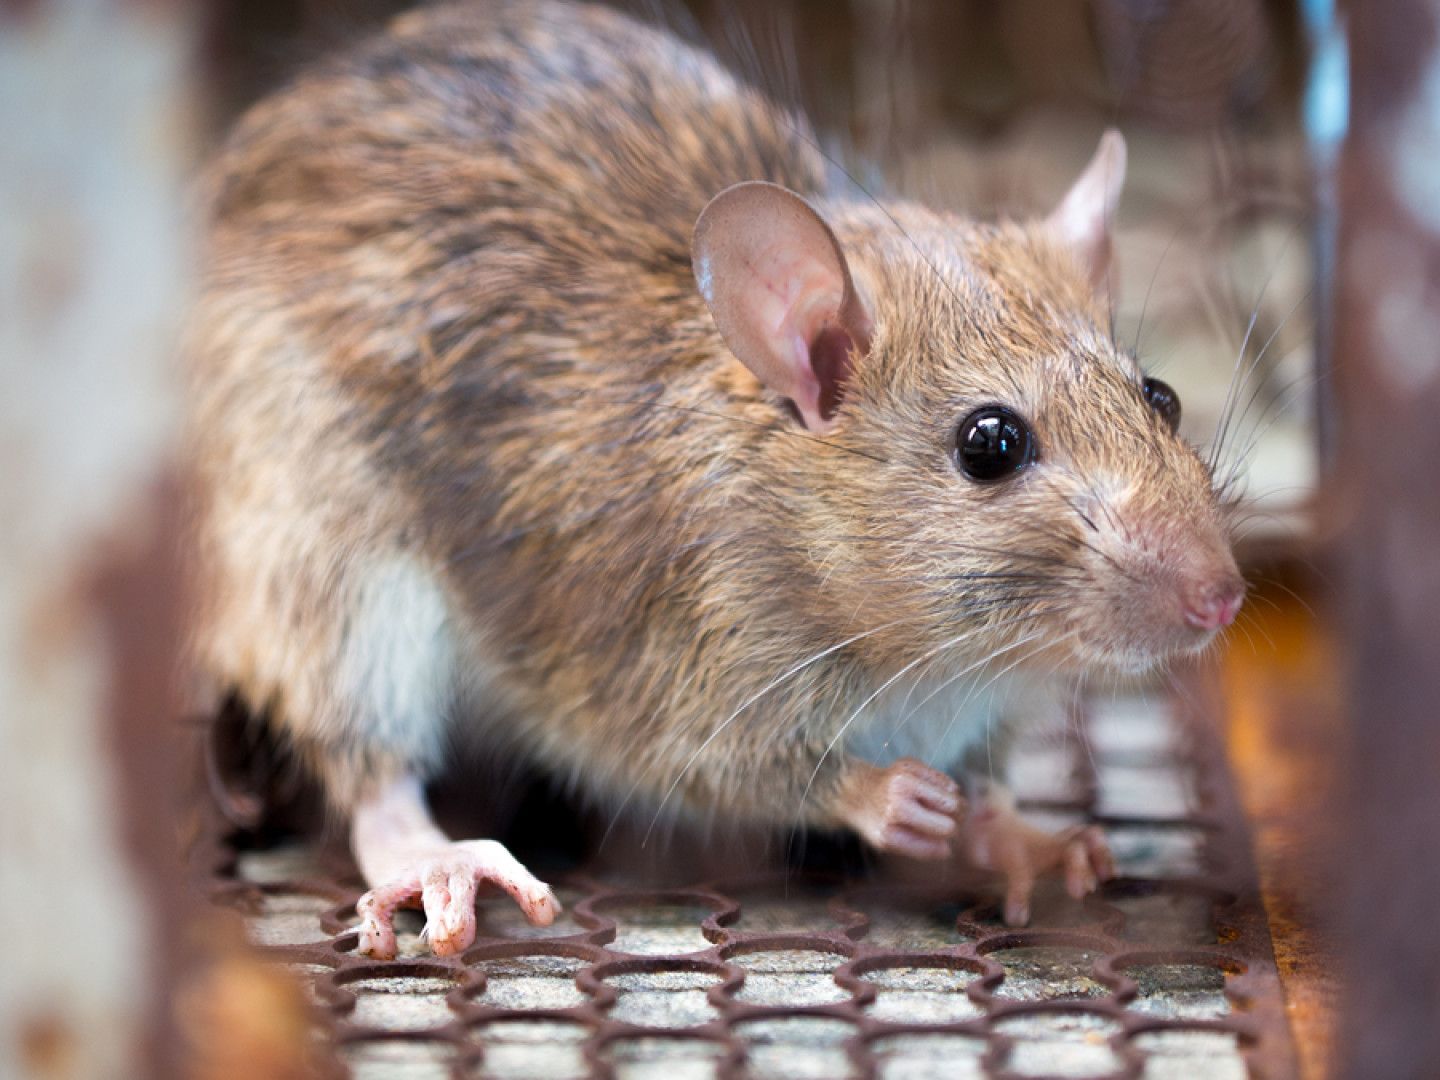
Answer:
[
  {"xmin": 457, "ymin": 839, "xmax": 558, "ymax": 927},
  {"xmin": 1063, "ymin": 838, "xmax": 1098, "ymax": 899},
  {"xmin": 1003, "ymin": 869, "xmax": 1036, "ymax": 927},
  {"xmin": 1083, "ymin": 827, "xmax": 1116, "ymax": 882},
  {"xmin": 892, "ymin": 827, "xmax": 953, "ymax": 861},
  {"xmin": 444, "ymin": 870, "xmax": 480, "ymax": 941},
  {"xmin": 356, "ymin": 887, "xmax": 406, "ymax": 960},
  {"xmin": 522, "ymin": 885, "xmax": 562, "ymax": 926},
  {"xmin": 890, "ymin": 759, "xmax": 962, "ymax": 814},
  {"xmin": 420, "ymin": 869, "xmax": 467, "ymax": 955},
  {"xmin": 885, "ymin": 788, "xmax": 957, "ymax": 838}
]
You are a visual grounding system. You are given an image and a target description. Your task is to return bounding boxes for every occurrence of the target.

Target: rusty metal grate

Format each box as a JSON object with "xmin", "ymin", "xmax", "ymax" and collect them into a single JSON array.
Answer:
[{"xmin": 197, "ymin": 674, "xmax": 1296, "ymax": 1079}]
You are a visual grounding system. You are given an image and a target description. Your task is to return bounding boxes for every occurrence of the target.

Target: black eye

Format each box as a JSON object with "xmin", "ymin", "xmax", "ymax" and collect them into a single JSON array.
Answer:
[
  {"xmin": 1143, "ymin": 377, "xmax": 1181, "ymax": 433},
  {"xmin": 954, "ymin": 406, "xmax": 1035, "ymax": 483}
]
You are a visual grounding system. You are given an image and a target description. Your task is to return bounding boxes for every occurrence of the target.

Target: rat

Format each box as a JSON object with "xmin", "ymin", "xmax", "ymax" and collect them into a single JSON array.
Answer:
[{"xmin": 186, "ymin": 0, "xmax": 1244, "ymax": 959}]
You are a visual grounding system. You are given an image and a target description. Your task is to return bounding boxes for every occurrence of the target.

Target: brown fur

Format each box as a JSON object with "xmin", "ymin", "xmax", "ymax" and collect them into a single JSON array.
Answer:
[{"xmin": 186, "ymin": 0, "xmax": 1237, "ymax": 833}]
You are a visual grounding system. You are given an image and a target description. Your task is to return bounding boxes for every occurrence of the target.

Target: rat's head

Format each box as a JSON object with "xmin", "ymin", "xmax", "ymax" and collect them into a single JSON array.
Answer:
[{"xmin": 692, "ymin": 131, "xmax": 1243, "ymax": 676}]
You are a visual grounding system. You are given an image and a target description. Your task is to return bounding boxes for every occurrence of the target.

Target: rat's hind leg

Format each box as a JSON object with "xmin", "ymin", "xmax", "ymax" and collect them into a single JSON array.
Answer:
[
  {"xmin": 314, "ymin": 553, "xmax": 558, "ymax": 959},
  {"xmin": 351, "ymin": 776, "xmax": 559, "ymax": 959}
]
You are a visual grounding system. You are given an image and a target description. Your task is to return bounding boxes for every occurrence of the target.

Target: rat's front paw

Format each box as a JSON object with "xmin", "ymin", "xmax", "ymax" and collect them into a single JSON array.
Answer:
[
  {"xmin": 838, "ymin": 758, "xmax": 963, "ymax": 861},
  {"xmin": 962, "ymin": 805, "xmax": 1114, "ymax": 926},
  {"xmin": 355, "ymin": 839, "xmax": 560, "ymax": 960}
]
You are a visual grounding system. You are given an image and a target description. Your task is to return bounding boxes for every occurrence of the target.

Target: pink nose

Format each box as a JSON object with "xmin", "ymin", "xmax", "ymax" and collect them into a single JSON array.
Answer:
[{"xmin": 1182, "ymin": 580, "xmax": 1245, "ymax": 631}]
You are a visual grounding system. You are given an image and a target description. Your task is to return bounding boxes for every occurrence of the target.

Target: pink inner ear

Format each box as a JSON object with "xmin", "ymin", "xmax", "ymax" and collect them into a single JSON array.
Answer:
[
  {"xmin": 810, "ymin": 326, "xmax": 855, "ymax": 421},
  {"xmin": 692, "ymin": 181, "xmax": 872, "ymax": 433},
  {"xmin": 1046, "ymin": 129, "xmax": 1127, "ymax": 288}
]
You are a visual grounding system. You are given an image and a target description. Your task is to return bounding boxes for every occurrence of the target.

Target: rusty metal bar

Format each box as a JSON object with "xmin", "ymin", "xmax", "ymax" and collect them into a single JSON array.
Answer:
[
  {"xmin": 1333, "ymin": 1, "xmax": 1440, "ymax": 1077},
  {"xmin": 0, "ymin": 3, "xmax": 204, "ymax": 1076}
]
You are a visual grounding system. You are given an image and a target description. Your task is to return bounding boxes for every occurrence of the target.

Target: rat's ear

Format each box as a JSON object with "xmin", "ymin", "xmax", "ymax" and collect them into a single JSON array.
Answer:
[
  {"xmin": 692, "ymin": 181, "xmax": 872, "ymax": 432},
  {"xmin": 1046, "ymin": 129, "xmax": 1127, "ymax": 287}
]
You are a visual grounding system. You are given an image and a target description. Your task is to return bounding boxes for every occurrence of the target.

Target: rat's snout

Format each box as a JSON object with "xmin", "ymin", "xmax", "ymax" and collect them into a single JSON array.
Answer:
[
  {"xmin": 1155, "ymin": 535, "xmax": 1246, "ymax": 652},
  {"xmin": 1162, "ymin": 536, "xmax": 1244, "ymax": 645},
  {"xmin": 1180, "ymin": 576, "xmax": 1246, "ymax": 631},
  {"xmin": 1070, "ymin": 496, "xmax": 1247, "ymax": 670}
]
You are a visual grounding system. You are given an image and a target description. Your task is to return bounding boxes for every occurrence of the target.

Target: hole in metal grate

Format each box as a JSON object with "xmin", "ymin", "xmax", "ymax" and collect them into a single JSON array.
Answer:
[
  {"xmin": 1124, "ymin": 961, "xmax": 1234, "ymax": 1019},
  {"xmin": 992, "ymin": 1012, "xmax": 1125, "ymax": 1078},
  {"xmin": 855, "ymin": 958, "xmax": 984, "ymax": 1023},
  {"xmin": 600, "ymin": 964, "xmax": 727, "ymax": 1028},
  {"xmin": 471, "ymin": 1019, "xmax": 590, "ymax": 1079},
  {"xmin": 869, "ymin": 1033, "xmax": 987, "ymax": 1080},
  {"xmin": 600, "ymin": 898, "xmax": 721, "ymax": 956},
  {"xmin": 471, "ymin": 954, "xmax": 590, "ymax": 1010},
  {"xmin": 729, "ymin": 947, "xmax": 853, "ymax": 1007},
  {"xmin": 600, "ymin": 1034, "xmax": 730, "ymax": 1080},
  {"xmin": 734, "ymin": 1017, "xmax": 860, "ymax": 1080},
  {"xmin": 340, "ymin": 1035, "xmax": 463, "ymax": 1080},
  {"xmin": 1131, "ymin": 1029, "xmax": 1248, "ymax": 1080},
  {"xmin": 986, "ymin": 944, "xmax": 1109, "ymax": 1002}
]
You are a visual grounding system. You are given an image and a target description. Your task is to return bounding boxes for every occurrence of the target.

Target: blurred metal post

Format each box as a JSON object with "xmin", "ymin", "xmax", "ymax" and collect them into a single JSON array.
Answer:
[
  {"xmin": 0, "ymin": 2, "xmax": 199, "ymax": 1076},
  {"xmin": 1302, "ymin": 0, "xmax": 1347, "ymax": 465},
  {"xmin": 1334, "ymin": 1, "xmax": 1440, "ymax": 1077}
]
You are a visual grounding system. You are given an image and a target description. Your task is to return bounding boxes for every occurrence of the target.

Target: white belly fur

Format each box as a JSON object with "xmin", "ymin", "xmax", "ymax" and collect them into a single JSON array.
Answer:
[{"xmin": 845, "ymin": 668, "xmax": 1051, "ymax": 774}]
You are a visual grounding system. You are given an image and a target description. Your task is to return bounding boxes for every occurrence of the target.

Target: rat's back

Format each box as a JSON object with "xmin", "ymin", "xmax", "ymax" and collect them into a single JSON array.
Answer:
[
  {"xmin": 203, "ymin": 0, "xmax": 821, "ymax": 286},
  {"xmin": 187, "ymin": 0, "xmax": 824, "ymax": 804}
]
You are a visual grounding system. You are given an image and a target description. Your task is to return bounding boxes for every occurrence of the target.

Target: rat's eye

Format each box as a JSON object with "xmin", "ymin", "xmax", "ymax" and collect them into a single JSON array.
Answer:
[
  {"xmin": 1143, "ymin": 377, "xmax": 1181, "ymax": 433},
  {"xmin": 954, "ymin": 406, "xmax": 1036, "ymax": 483}
]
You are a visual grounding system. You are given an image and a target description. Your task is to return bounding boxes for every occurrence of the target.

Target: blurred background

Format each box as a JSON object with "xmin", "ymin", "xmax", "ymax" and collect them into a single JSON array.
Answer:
[
  {"xmin": 207, "ymin": 0, "xmax": 1320, "ymax": 546},
  {"xmin": 6, "ymin": 0, "xmax": 1439, "ymax": 1078}
]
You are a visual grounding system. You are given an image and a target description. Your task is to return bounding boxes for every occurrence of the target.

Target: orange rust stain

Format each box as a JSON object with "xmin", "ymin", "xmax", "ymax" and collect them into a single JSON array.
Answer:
[
  {"xmin": 19, "ymin": 1012, "xmax": 76, "ymax": 1079},
  {"xmin": 1221, "ymin": 579, "xmax": 1340, "ymax": 1080},
  {"xmin": 178, "ymin": 919, "xmax": 318, "ymax": 1080}
]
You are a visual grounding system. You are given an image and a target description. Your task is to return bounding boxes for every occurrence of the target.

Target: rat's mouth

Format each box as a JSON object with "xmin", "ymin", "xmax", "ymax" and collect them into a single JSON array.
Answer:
[
  {"xmin": 1054, "ymin": 536, "xmax": 1245, "ymax": 675},
  {"xmin": 1098, "ymin": 623, "xmax": 1232, "ymax": 676},
  {"xmin": 1055, "ymin": 597, "xmax": 1236, "ymax": 675}
]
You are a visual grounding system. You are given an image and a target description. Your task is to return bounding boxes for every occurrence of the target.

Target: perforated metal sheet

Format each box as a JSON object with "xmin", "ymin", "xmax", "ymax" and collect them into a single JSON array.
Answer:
[{"xmin": 199, "ymin": 677, "xmax": 1296, "ymax": 1079}]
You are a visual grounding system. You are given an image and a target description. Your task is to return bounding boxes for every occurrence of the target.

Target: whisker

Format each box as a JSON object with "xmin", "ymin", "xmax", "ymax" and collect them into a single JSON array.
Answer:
[
  {"xmin": 1066, "ymin": 534, "xmax": 1140, "ymax": 583},
  {"xmin": 1132, "ymin": 224, "xmax": 1185, "ymax": 356},
  {"xmin": 891, "ymin": 612, "xmax": 1062, "ymax": 738},
  {"xmin": 1214, "ymin": 368, "xmax": 1322, "ymax": 499},
  {"xmin": 1068, "ymin": 672, "xmax": 1101, "ymax": 790},
  {"xmin": 1234, "ymin": 608, "xmax": 1277, "ymax": 652},
  {"xmin": 975, "ymin": 630, "xmax": 1078, "ymax": 782},
  {"xmin": 775, "ymin": 117, "xmax": 972, "ymax": 316},
  {"xmin": 791, "ymin": 623, "xmax": 1033, "ymax": 826},
  {"xmin": 1252, "ymin": 576, "xmax": 1318, "ymax": 618},
  {"xmin": 1228, "ymin": 614, "xmax": 1260, "ymax": 656},
  {"xmin": 793, "ymin": 610, "xmax": 1060, "ymax": 831},
  {"xmin": 636, "ymin": 616, "xmax": 917, "ymax": 846},
  {"xmin": 1217, "ymin": 298, "xmax": 1313, "ymax": 460},
  {"xmin": 1207, "ymin": 221, "xmax": 1306, "ymax": 472}
]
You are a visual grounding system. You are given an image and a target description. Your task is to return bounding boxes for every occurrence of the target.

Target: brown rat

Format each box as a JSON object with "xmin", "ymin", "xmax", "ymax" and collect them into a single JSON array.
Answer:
[{"xmin": 187, "ymin": 0, "xmax": 1244, "ymax": 956}]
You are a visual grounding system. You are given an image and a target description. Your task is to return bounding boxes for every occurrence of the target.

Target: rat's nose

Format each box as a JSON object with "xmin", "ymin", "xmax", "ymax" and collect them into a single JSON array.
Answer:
[{"xmin": 1181, "ymin": 578, "xmax": 1246, "ymax": 631}]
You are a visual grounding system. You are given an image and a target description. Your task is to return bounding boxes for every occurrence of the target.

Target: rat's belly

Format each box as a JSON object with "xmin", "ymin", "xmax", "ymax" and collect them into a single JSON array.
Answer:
[{"xmin": 845, "ymin": 668, "xmax": 1038, "ymax": 775}]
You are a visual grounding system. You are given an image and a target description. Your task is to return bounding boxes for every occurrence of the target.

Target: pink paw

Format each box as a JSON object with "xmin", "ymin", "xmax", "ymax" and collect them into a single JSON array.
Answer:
[
  {"xmin": 841, "ymin": 758, "xmax": 963, "ymax": 860},
  {"xmin": 963, "ymin": 808, "xmax": 1115, "ymax": 926},
  {"xmin": 354, "ymin": 839, "xmax": 560, "ymax": 960}
]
